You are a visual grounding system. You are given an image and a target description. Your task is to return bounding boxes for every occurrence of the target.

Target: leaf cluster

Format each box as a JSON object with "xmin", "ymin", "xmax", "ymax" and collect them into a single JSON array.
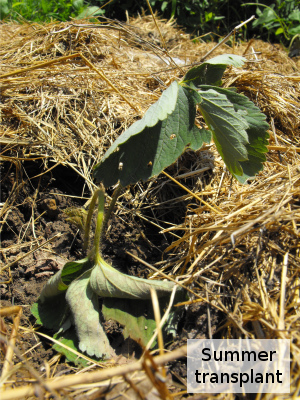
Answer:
[
  {"xmin": 32, "ymin": 189, "xmax": 182, "ymax": 363},
  {"xmin": 94, "ymin": 54, "xmax": 269, "ymax": 187},
  {"xmin": 246, "ymin": 0, "xmax": 300, "ymax": 44},
  {"xmin": 32, "ymin": 248, "xmax": 182, "ymax": 363}
]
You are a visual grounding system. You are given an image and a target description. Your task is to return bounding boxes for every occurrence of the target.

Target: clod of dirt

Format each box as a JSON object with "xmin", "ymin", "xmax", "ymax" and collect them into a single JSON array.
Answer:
[{"xmin": 41, "ymin": 198, "xmax": 59, "ymax": 219}]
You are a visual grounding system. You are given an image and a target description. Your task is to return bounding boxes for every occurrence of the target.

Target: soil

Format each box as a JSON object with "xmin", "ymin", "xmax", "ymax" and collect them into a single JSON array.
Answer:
[{"xmin": 0, "ymin": 159, "xmax": 220, "ymax": 388}]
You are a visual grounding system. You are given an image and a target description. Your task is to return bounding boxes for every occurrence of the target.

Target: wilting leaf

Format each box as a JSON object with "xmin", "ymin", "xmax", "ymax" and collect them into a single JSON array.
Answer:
[
  {"xmin": 38, "ymin": 269, "xmax": 67, "ymax": 301},
  {"xmin": 38, "ymin": 257, "xmax": 93, "ymax": 302},
  {"xmin": 61, "ymin": 258, "xmax": 93, "ymax": 286},
  {"xmin": 34, "ymin": 254, "xmax": 178, "ymax": 359},
  {"xmin": 102, "ymin": 287, "xmax": 187, "ymax": 348},
  {"xmin": 66, "ymin": 270, "xmax": 114, "ymax": 358},
  {"xmin": 31, "ymin": 293, "xmax": 68, "ymax": 331},
  {"xmin": 90, "ymin": 257, "xmax": 176, "ymax": 299},
  {"xmin": 53, "ymin": 330, "xmax": 90, "ymax": 367},
  {"xmin": 102, "ymin": 297, "xmax": 157, "ymax": 348}
]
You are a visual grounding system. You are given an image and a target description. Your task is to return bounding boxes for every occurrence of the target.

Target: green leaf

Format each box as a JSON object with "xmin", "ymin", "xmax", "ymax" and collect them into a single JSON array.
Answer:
[
  {"xmin": 289, "ymin": 26, "xmax": 300, "ymax": 35},
  {"xmin": 197, "ymin": 88, "xmax": 249, "ymax": 176},
  {"xmin": 0, "ymin": 0, "xmax": 10, "ymax": 17},
  {"xmin": 66, "ymin": 270, "xmax": 114, "ymax": 358},
  {"xmin": 289, "ymin": 9, "xmax": 300, "ymax": 21},
  {"xmin": 171, "ymin": 0, "xmax": 177, "ymax": 17},
  {"xmin": 76, "ymin": 6, "xmax": 104, "ymax": 18},
  {"xmin": 90, "ymin": 257, "xmax": 176, "ymax": 299},
  {"xmin": 161, "ymin": 1, "xmax": 168, "ymax": 12},
  {"xmin": 39, "ymin": 269, "xmax": 67, "ymax": 301},
  {"xmin": 93, "ymin": 83, "xmax": 211, "ymax": 187},
  {"xmin": 275, "ymin": 27, "xmax": 284, "ymax": 35},
  {"xmin": 31, "ymin": 293, "xmax": 69, "ymax": 331},
  {"xmin": 205, "ymin": 11, "xmax": 214, "ymax": 22},
  {"xmin": 94, "ymin": 81, "xmax": 179, "ymax": 170},
  {"xmin": 61, "ymin": 257, "xmax": 93, "ymax": 286},
  {"xmin": 38, "ymin": 257, "xmax": 92, "ymax": 302},
  {"xmin": 30, "ymin": 302, "xmax": 40, "ymax": 323},
  {"xmin": 53, "ymin": 330, "xmax": 90, "ymax": 367},
  {"xmin": 102, "ymin": 297, "xmax": 157, "ymax": 348},
  {"xmin": 182, "ymin": 54, "xmax": 246, "ymax": 88},
  {"xmin": 206, "ymin": 55, "xmax": 246, "ymax": 68},
  {"xmin": 102, "ymin": 81, "xmax": 178, "ymax": 150},
  {"xmin": 102, "ymin": 286, "xmax": 187, "ymax": 348},
  {"xmin": 94, "ymin": 54, "xmax": 267, "ymax": 187},
  {"xmin": 199, "ymin": 86, "xmax": 269, "ymax": 182},
  {"xmin": 252, "ymin": 8, "xmax": 276, "ymax": 27}
]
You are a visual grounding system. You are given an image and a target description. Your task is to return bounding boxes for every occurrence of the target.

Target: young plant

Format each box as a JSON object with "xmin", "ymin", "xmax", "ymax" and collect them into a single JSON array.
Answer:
[
  {"xmin": 32, "ymin": 186, "xmax": 179, "ymax": 360},
  {"xmin": 32, "ymin": 54, "xmax": 269, "ymax": 361}
]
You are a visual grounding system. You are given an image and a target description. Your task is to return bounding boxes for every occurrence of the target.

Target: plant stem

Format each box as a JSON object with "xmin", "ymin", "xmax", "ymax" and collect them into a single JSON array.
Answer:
[
  {"xmin": 83, "ymin": 189, "xmax": 99, "ymax": 252},
  {"xmin": 102, "ymin": 182, "xmax": 123, "ymax": 234},
  {"xmin": 83, "ymin": 189, "xmax": 99, "ymax": 250},
  {"xmin": 94, "ymin": 185, "xmax": 105, "ymax": 264}
]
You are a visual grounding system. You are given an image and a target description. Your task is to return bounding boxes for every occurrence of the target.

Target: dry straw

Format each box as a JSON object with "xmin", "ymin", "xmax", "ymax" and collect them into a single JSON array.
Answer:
[{"xmin": 0, "ymin": 12, "xmax": 300, "ymax": 400}]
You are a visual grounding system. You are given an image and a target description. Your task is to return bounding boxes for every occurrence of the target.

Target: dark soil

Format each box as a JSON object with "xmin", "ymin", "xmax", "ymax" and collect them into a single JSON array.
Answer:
[{"xmin": 0, "ymin": 160, "xmax": 221, "ymax": 386}]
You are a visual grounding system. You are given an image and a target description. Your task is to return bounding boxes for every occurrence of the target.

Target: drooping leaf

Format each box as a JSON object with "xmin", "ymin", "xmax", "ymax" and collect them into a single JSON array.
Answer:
[
  {"xmin": 66, "ymin": 270, "xmax": 114, "ymax": 359},
  {"xmin": 182, "ymin": 54, "xmax": 246, "ymax": 88},
  {"xmin": 33, "ymin": 255, "xmax": 178, "ymax": 359},
  {"xmin": 164, "ymin": 287, "xmax": 188, "ymax": 339},
  {"xmin": 102, "ymin": 286, "xmax": 187, "ymax": 348},
  {"xmin": 31, "ymin": 293, "xmax": 69, "ymax": 331},
  {"xmin": 61, "ymin": 257, "xmax": 93, "ymax": 286},
  {"xmin": 93, "ymin": 83, "xmax": 211, "ymax": 187},
  {"xmin": 102, "ymin": 297, "xmax": 157, "ymax": 348},
  {"xmin": 38, "ymin": 269, "xmax": 66, "ymax": 301},
  {"xmin": 90, "ymin": 257, "xmax": 176, "ymax": 299},
  {"xmin": 199, "ymin": 86, "xmax": 269, "ymax": 182},
  {"xmin": 33, "ymin": 258, "xmax": 93, "ymax": 333},
  {"xmin": 197, "ymin": 88, "xmax": 250, "ymax": 177},
  {"xmin": 53, "ymin": 330, "xmax": 90, "ymax": 367},
  {"xmin": 38, "ymin": 257, "xmax": 93, "ymax": 302}
]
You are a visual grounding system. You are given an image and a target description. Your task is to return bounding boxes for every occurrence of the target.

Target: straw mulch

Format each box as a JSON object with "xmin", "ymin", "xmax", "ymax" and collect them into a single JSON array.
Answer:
[{"xmin": 0, "ymin": 13, "xmax": 300, "ymax": 400}]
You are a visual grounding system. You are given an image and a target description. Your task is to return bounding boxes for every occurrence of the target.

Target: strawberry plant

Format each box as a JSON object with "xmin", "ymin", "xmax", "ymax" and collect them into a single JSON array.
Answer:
[
  {"xmin": 32, "ymin": 54, "xmax": 269, "ymax": 361},
  {"xmin": 32, "ymin": 186, "xmax": 178, "ymax": 360}
]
